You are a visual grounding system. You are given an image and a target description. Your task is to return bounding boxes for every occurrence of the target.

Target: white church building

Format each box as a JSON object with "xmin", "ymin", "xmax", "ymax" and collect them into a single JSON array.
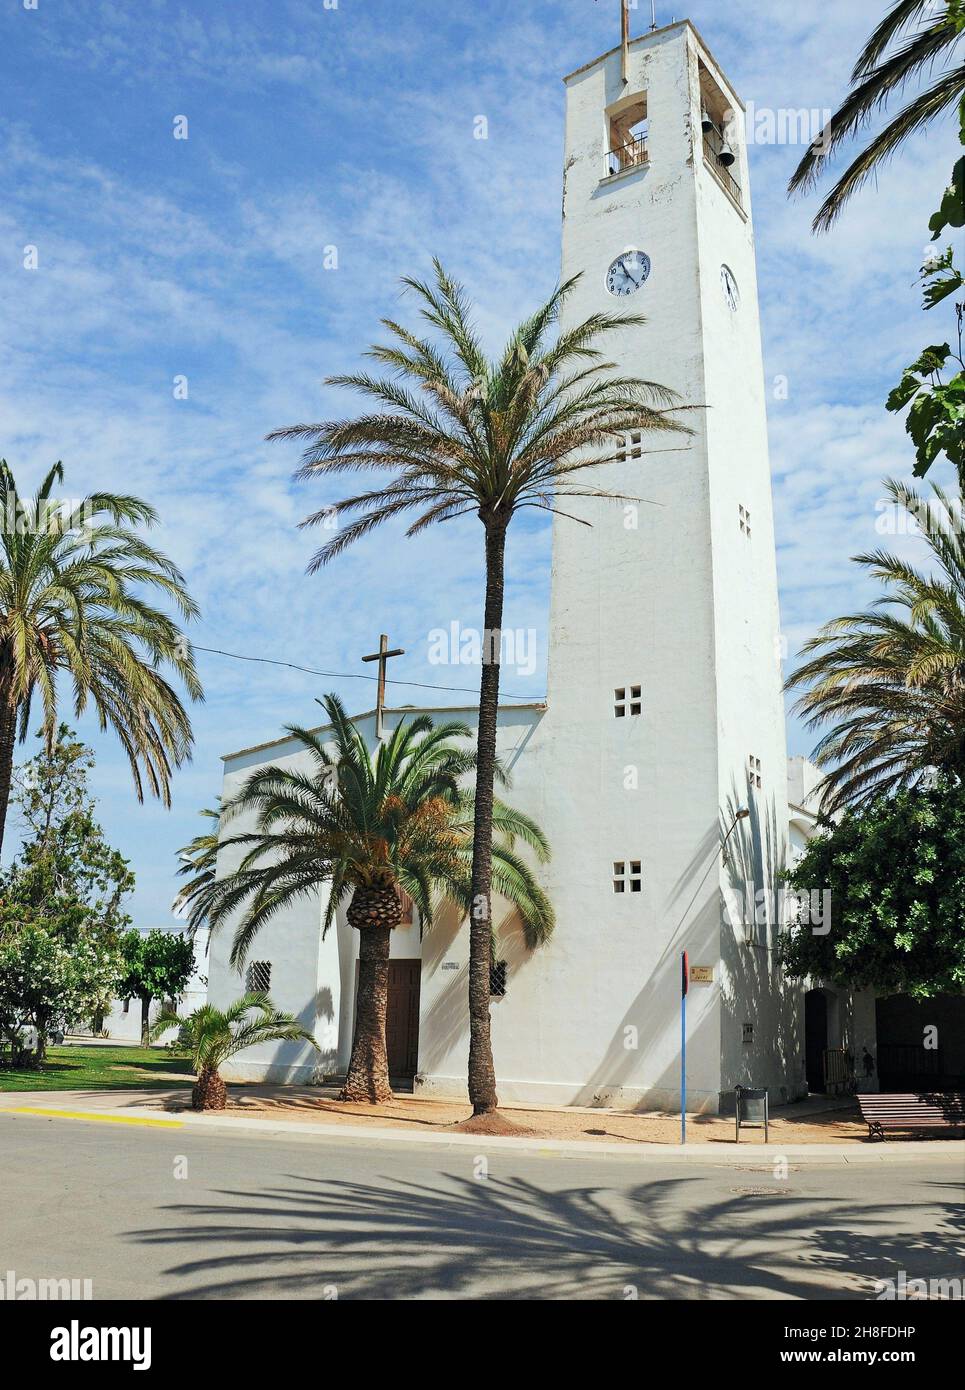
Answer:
[{"xmin": 207, "ymin": 20, "xmax": 880, "ymax": 1112}]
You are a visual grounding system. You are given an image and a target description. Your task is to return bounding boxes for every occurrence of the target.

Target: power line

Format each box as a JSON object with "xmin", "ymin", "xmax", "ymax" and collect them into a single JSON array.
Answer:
[{"xmin": 192, "ymin": 644, "xmax": 544, "ymax": 703}]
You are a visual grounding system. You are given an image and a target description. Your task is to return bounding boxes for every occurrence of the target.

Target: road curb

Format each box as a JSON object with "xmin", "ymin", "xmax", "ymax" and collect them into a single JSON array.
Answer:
[{"xmin": 0, "ymin": 1106, "xmax": 183, "ymax": 1129}]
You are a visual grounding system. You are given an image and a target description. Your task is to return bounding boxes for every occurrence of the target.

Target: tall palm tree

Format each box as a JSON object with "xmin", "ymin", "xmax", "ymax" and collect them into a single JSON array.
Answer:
[
  {"xmin": 268, "ymin": 262, "xmax": 686, "ymax": 1113},
  {"xmin": 789, "ymin": 0, "xmax": 965, "ymax": 231},
  {"xmin": 173, "ymin": 802, "xmax": 221, "ymax": 934},
  {"xmin": 787, "ymin": 479, "xmax": 965, "ymax": 812},
  {"xmin": 0, "ymin": 461, "xmax": 202, "ymax": 854},
  {"xmin": 207, "ymin": 693, "xmax": 553, "ymax": 1104},
  {"xmin": 151, "ymin": 993, "xmax": 317, "ymax": 1111}
]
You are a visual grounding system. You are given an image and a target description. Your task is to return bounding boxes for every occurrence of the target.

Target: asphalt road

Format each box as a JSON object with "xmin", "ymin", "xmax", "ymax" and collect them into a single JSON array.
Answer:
[{"xmin": 0, "ymin": 1113, "xmax": 961, "ymax": 1299}]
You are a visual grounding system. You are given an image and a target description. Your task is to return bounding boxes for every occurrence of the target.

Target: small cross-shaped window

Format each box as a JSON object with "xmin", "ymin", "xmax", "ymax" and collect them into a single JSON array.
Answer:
[
  {"xmin": 747, "ymin": 754, "xmax": 761, "ymax": 789},
  {"xmin": 739, "ymin": 503, "xmax": 752, "ymax": 538},
  {"xmin": 614, "ymin": 685, "xmax": 642, "ymax": 717},
  {"xmin": 613, "ymin": 860, "xmax": 643, "ymax": 893},
  {"xmin": 615, "ymin": 431, "xmax": 645, "ymax": 463}
]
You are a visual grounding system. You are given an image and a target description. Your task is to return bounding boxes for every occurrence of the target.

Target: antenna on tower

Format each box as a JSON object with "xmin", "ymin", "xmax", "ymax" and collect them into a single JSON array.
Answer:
[{"xmin": 620, "ymin": 0, "xmax": 630, "ymax": 84}]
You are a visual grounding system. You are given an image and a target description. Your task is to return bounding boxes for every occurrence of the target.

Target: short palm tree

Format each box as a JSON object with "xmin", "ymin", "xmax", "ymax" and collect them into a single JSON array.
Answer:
[
  {"xmin": 789, "ymin": 0, "xmax": 965, "ymax": 230},
  {"xmin": 268, "ymin": 262, "xmax": 685, "ymax": 1113},
  {"xmin": 787, "ymin": 479, "xmax": 965, "ymax": 811},
  {"xmin": 173, "ymin": 802, "xmax": 222, "ymax": 934},
  {"xmin": 151, "ymin": 993, "xmax": 317, "ymax": 1111},
  {"xmin": 0, "ymin": 461, "xmax": 203, "ymax": 854},
  {"xmin": 207, "ymin": 692, "xmax": 553, "ymax": 1104}
]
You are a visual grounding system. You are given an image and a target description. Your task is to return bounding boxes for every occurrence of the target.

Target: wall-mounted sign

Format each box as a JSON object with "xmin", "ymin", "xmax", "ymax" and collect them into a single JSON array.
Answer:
[
  {"xmin": 689, "ymin": 965, "xmax": 714, "ymax": 984},
  {"xmin": 441, "ymin": 961, "xmax": 459, "ymax": 971}
]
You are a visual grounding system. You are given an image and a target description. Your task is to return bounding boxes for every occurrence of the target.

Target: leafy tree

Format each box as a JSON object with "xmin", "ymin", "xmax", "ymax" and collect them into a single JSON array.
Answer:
[
  {"xmin": 0, "ymin": 460, "xmax": 203, "ymax": 855},
  {"xmin": 13, "ymin": 725, "xmax": 93, "ymax": 847},
  {"xmin": 887, "ymin": 334, "xmax": 965, "ymax": 486},
  {"xmin": 209, "ymin": 693, "xmax": 553, "ymax": 1104},
  {"xmin": 8, "ymin": 726, "xmax": 135, "ymax": 919},
  {"xmin": 789, "ymin": 1, "xmax": 965, "ymax": 231},
  {"xmin": 885, "ymin": 107, "xmax": 965, "ymax": 486},
  {"xmin": 0, "ymin": 924, "xmax": 122, "ymax": 1063},
  {"xmin": 269, "ymin": 262, "xmax": 684, "ymax": 1114},
  {"xmin": 780, "ymin": 779, "xmax": 965, "ymax": 998},
  {"xmin": 151, "ymin": 993, "xmax": 317, "ymax": 1111},
  {"xmin": 1, "ymin": 731, "xmax": 134, "ymax": 928},
  {"xmin": 0, "ymin": 728, "xmax": 134, "ymax": 1057},
  {"xmin": 118, "ymin": 929, "xmax": 196, "ymax": 1045}
]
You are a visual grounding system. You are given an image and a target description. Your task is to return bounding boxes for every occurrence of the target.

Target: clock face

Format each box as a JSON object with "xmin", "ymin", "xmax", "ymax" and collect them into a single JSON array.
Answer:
[
  {"xmin": 721, "ymin": 264, "xmax": 740, "ymax": 311},
  {"xmin": 606, "ymin": 249, "xmax": 651, "ymax": 297}
]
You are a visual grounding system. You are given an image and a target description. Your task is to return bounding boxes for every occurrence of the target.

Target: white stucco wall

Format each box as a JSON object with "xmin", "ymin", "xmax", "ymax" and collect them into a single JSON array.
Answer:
[{"xmin": 208, "ymin": 732, "xmax": 333, "ymax": 1083}]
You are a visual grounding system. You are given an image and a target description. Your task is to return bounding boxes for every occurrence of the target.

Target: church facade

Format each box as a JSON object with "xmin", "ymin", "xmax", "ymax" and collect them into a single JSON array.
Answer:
[{"xmin": 206, "ymin": 21, "xmax": 878, "ymax": 1112}]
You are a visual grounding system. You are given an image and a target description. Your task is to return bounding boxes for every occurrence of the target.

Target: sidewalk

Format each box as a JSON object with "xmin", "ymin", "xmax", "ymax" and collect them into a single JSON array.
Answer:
[{"xmin": 2, "ymin": 1086, "xmax": 961, "ymax": 1164}]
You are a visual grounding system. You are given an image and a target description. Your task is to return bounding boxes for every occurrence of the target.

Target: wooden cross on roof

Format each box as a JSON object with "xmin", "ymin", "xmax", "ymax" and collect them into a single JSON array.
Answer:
[{"xmin": 362, "ymin": 633, "xmax": 404, "ymax": 740}]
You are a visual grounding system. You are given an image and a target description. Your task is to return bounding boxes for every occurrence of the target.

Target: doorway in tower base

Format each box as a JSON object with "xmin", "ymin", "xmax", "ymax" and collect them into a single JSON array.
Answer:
[{"xmin": 352, "ymin": 958, "xmax": 421, "ymax": 1083}]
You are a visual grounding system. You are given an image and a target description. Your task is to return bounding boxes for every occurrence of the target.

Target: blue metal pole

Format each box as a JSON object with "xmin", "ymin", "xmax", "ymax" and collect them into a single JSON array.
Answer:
[{"xmin": 681, "ymin": 954, "xmax": 687, "ymax": 1144}]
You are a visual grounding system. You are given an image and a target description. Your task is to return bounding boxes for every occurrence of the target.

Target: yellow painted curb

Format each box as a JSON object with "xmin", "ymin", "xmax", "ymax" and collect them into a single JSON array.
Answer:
[{"xmin": 0, "ymin": 1106, "xmax": 182, "ymax": 1129}]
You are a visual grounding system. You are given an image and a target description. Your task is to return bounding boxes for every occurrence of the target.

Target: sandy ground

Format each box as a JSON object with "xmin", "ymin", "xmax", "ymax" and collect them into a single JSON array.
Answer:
[{"xmin": 180, "ymin": 1087, "xmax": 877, "ymax": 1145}]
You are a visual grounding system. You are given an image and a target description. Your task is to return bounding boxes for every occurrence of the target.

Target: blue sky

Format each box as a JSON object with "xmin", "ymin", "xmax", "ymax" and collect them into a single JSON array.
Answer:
[{"xmin": 0, "ymin": 1, "xmax": 958, "ymax": 922}]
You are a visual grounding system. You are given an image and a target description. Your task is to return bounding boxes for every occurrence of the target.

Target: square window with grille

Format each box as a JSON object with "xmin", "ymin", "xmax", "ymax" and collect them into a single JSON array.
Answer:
[
  {"xmin": 246, "ymin": 960, "xmax": 271, "ymax": 994},
  {"xmin": 739, "ymin": 503, "xmax": 752, "ymax": 538},
  {"xmin": 747, "ymin": 754, "xmax": 761, "ymax": 790},
  {"xmin": 490, "ymin": 959, "xmax": 507, "ymax": 997},
  {"xmin": 614, "ymin": 685, "xmax": 642, "ymax": 717},
  {"xmin": 613, "ymin": 860, "xmax": 643, "ymax": 893}
]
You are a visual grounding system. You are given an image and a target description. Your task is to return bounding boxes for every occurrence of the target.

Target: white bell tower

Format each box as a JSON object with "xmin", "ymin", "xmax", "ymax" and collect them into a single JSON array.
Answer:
[{"xmin": 542, "ymin": 20, "xmax": 800, "ymax": 1110}]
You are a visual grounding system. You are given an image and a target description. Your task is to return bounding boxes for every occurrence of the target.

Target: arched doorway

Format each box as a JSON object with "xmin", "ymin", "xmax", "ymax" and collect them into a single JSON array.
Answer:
[{"xmin": 804, "ymin": 989, "xmax": 828, "ymax": 1093}]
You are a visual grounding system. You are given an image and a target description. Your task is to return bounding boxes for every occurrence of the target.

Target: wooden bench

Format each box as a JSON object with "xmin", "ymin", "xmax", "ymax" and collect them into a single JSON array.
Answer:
[{"xmin": 858, "ymin": 1092, "xmax": 965, "ymax": 1141}]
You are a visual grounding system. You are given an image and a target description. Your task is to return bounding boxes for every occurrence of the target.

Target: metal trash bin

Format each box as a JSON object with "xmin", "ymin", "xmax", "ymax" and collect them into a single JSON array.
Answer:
[{"xmin": 735, "ymin": 1085, "xmax": 769, "ymax": 1143}]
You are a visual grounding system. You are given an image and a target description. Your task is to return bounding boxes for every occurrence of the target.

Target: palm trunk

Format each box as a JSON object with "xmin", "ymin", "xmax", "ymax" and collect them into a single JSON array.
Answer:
[
  {"xmin": 0, "ymin": 699, "xmax": 18, "ymax": 860},
  {"xmin": 467, "ymin": 521, "xmax": 506, "ymax": 1115},
  {"xmin": 340, "ymin": 885, "xmax": 402, "ymax": 1104},
  {"xmin": 192, "ymin": 1065, "xmax": 226, "ymax": 1111}
]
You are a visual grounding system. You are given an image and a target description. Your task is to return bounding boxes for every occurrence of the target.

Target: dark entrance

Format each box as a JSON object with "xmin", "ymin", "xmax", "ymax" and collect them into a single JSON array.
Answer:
[
  {"xmin": 385, "ymin": 959, "xmax": 421, "ymax": 1081},
  {"xmin": 804, "ymin": 989, "xmax": 828, "ymax": 1093}
]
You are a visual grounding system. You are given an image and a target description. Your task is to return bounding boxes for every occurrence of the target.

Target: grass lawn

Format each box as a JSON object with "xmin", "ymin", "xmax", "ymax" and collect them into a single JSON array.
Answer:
[{"xmin": 0, "ymin": 1044, "xmax": 194, "ymax": 1092}]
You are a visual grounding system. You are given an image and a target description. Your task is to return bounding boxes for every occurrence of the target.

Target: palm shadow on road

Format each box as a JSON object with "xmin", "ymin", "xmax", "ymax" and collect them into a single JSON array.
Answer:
[{"xmin": 127, "ymin": 1169, "xmax": 963, "ymax": 1300}]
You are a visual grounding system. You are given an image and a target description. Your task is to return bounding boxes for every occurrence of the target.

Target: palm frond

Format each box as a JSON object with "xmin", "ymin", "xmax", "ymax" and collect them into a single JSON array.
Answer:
[
  {"xmin": 788, "ymin": 0, "xmax": 965, "ymax": 228},
  {"xmin": 787, "ymin": 479, "xmax": 965, "ymax": 811}
]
